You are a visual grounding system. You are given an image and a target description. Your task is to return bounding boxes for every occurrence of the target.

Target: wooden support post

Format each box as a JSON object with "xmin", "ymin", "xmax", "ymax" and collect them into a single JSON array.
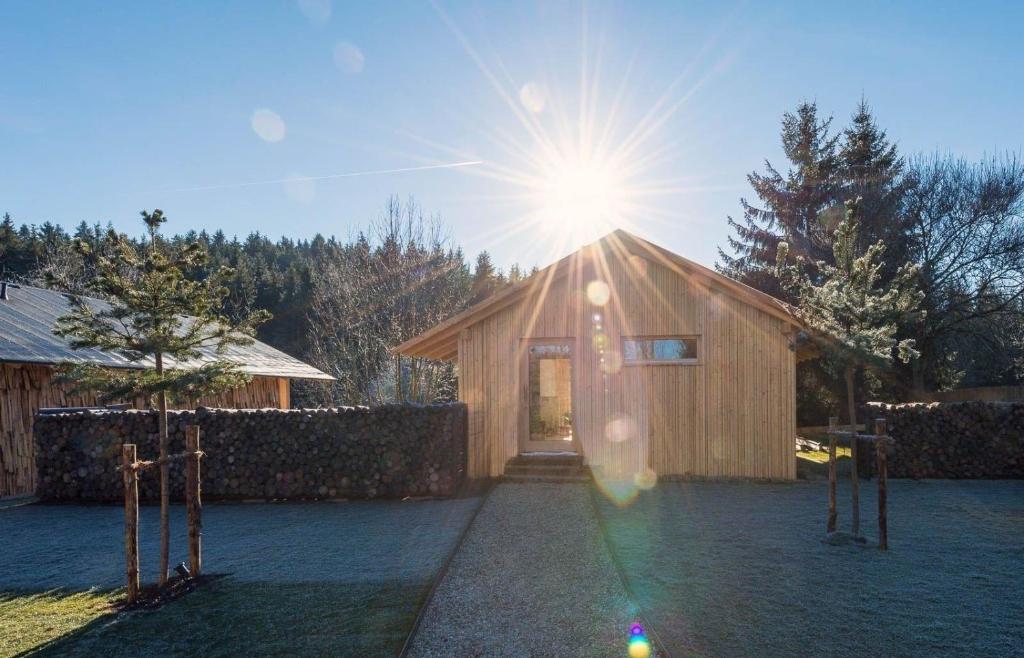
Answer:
[
  {"xmin": 876, "ymin": 418, "xmax": 888, "ymax": 551},
  {"xmin": 122, "ymin": 444, "xmax": 140, "ymax": 604},
  {"xmin": 845, "ymin": 366, "xmax": 860, "ymax": 538},
  {"xmin": 185, "ymin": 425, "xmax": 202, "ymax": 577},
  {"xmin": 827, "ymin": 416, "xmax": 837, "ymax": 533}
]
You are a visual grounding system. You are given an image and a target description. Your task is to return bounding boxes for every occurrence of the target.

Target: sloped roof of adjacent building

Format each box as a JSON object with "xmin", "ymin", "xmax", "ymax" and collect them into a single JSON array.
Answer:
[
  {"xmin": 394, "ymin": 228, "xmax": 803, "ymax": 361},
  {"xmin": 0, "ymin": 283, "xmax": 333, "ymax": 381}
]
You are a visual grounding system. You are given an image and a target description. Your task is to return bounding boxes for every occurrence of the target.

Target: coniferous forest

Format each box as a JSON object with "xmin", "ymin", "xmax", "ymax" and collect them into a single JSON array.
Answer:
[{"xmin": 3, "ymin": 101, "xmax": 1022, "ymax": 420}]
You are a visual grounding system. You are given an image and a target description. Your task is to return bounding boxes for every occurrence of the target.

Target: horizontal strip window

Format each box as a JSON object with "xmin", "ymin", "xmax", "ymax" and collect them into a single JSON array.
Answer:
[{"xmin": 622, "ymin": 337, "xmax": 699, "ymax": 365}]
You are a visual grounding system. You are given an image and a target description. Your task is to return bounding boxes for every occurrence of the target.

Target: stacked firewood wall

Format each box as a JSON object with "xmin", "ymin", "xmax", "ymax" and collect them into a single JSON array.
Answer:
[
  {"xmin": 867, "ymin": 401, "xmax": 1024, "ymax": 479},
  {"xmin": 34, "ymin": 404, "xmax": 467, "ymax": 502},
  {"xmin": 0, "ymin": 362, "xmax": 284, "ymax": 498}
]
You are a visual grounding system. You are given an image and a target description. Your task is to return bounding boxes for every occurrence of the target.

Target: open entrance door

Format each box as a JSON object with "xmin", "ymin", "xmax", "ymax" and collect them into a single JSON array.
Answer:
[{"xmin": 520, "ymin": 339, "xmax": 576, "ymax": 453}]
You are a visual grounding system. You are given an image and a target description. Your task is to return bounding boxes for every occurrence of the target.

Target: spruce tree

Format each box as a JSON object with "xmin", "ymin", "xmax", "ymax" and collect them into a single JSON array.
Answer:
[
  {"xmin": 51, "ymin": 210, "xmax": 269, "ymax": 585},
  {"xmin": 719, "ymin": 102, "xmax": 842, "ymax": 296},
  {"xmin": 776, "ymin": 199, "xmax": 923, "ymax": 537},
  {"xmin": 840, "ymin": 100, "xmax": 908, "ymax": 269}
]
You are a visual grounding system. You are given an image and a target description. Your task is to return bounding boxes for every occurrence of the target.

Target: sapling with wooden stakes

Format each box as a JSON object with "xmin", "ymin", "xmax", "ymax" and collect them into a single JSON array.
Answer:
[
  {"xmin": 49, "ymin": 209, "xmax": 268, "ymax": 585},
  {"xmin": 776, "ymin": 197, "xmax": 923, "ymax": 541},
  {"xmin": 119, "ymin": 425, "xmax": 204, "ymax": 601},
  {"xmin": 825, "ymin": 418, "xmax": 893, "ymax": 549}
]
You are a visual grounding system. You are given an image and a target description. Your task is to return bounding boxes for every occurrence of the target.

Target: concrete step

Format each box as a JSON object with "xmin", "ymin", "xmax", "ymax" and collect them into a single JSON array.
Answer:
[
  {"xmin": 502, "ymin": 472, "xmax": 592, "ymax": 484},
  {"xmin": 503, "ymin": 463, "xmax": 587, "ymax": 477},
  {"xmin": 507, "ymin": 453, "xmax": 583, "ymax": 468}
]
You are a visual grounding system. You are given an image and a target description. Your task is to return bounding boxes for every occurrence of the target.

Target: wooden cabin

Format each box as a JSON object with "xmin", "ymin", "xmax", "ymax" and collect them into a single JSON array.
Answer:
[
  {"xmin": 397, "ymin": 229, "xmax": 806, "ymax": 482},
  {"xmin": 0, "ymin": 283, "xmax": 332, "ymax": 498}
]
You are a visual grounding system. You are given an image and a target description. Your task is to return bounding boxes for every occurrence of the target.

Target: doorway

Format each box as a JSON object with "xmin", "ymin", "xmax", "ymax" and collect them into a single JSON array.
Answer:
[{"xmin": 520, "ymin": 339, "xmax": 576, "ymax": 452}]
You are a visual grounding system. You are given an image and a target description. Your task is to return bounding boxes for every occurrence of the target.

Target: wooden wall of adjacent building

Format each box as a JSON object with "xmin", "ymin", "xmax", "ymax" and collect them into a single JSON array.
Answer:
[
  {"xmin": 0, "ymin": 362, "xmax": 289, "ymax": 498},
  {"xmin": 457, "ymin": 247, "xmax": 797, "ymax": 480}
]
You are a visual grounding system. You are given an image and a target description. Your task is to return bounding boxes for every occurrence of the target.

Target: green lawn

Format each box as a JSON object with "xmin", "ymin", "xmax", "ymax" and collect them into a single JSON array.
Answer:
[{"xmin": 796, "ymin": 445, "xmax": 851, "ymax": 463}]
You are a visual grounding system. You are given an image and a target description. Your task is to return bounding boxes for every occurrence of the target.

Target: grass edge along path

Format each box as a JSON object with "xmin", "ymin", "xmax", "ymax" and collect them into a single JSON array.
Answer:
[{"xmin": 398, "ymin": 481, "xmax": 495, "ymax": 657}]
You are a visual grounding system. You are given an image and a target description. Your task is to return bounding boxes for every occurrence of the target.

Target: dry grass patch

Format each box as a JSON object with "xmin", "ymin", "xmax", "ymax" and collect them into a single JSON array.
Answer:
[{"xmin": 0, "ymin": 589, "xmax": 118, "ymax": 657}]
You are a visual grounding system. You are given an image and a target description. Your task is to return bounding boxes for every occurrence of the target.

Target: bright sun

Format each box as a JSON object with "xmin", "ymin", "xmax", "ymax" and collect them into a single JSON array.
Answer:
[
  {"xmin": 535, "ymin": 151, "xmax": 629, "ymax": 245},
  {"xmin": 424, "ymin": 3, "xmax": 698, "ymax": 258},
  {"xmin": 540, "ymin": 157, "xmax": 623, "ymax": 225}
]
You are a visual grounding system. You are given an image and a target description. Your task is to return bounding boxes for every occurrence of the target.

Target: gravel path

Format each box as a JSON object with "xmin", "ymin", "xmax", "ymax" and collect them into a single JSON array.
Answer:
[{"xmin": 406, "ymin": 482, "xmax": 648, "ymax": 658}]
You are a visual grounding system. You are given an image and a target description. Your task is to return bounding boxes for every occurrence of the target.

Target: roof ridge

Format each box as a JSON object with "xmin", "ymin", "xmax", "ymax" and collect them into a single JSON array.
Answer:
[{"xmin": 394, "ymin": 228, "xmax": 800, "ymax": 360}]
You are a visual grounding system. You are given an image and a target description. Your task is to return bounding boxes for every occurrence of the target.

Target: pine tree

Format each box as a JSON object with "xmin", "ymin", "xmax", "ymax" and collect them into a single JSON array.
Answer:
[
  {"xmin": 51, "ymin": 209, "xmax": 270, "ymax": 585},
  {"xmin": 470, "ymin": 251, "xmax": 502, "ymax": 303},
  {"xmin": 776, "ymin": 198, "xmax": 923, "ymax": 537},
  {"xmin": 720, "ymin": 102, "xmax": 842, "ymax": 296}
]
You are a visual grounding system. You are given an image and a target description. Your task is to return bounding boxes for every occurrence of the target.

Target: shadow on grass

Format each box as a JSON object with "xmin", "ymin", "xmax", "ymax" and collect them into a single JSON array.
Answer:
[{"xmin": 12, "ymin": 579, "xmax": 430, "ymax": 658}]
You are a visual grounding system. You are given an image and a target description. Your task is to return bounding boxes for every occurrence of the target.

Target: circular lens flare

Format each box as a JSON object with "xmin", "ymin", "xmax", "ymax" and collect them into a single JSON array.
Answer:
[{"xmin": 586, "ymin": 280, "xmax": 611, "ymax": 306}]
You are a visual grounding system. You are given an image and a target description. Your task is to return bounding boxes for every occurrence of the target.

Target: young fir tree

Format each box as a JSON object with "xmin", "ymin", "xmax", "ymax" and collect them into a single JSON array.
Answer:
[
  {"xmin": 776, "ymin": 199, "xmax": 923, "ymax": 537},
  {"xmin": 51, "ymin": 210, "xmax": 269, "ymax": 585}
]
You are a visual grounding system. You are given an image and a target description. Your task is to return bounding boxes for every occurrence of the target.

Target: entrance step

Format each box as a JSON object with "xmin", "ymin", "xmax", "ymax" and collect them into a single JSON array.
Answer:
[
  {"xmin": 507, "ymin": 452, "xmax": 583, "ymax": 467},
  {"xmin": 502, "ymin": 453, "xmax": 590, "ymax": 483}
]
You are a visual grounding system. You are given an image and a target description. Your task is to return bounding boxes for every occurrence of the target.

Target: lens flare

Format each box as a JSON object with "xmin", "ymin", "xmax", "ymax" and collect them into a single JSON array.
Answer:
[
  {"xmin": 600, "ymin": 349, "xmax": 623, "ymax": 374},
  {"xmin": 586, "ymin": 280, "xmax": 611, "ymax": 306},
  {"xmin": 251, "ymin": 109, "xmax": 286, "ymax": 143},
  {"xmin": 633, "ymin": 468, "xmax": 657, "ymax": 490},
  {"xmin": 333, "ymin": 40, "xmax": 365, "ymax": 74},
  {"xmin": 627, "ymin": 254, "xmax": 648, "ymax": 277},
  {"xmin": 592, "ymin": 466, "xmax": 639, "ymax": 507},
  {"xmin": 605, "ymin": 415, "xmax": 636, "ymax": 443},
  {"xmin": 519, "ymin": 82, "xmax": 546, "ymax": 113},
  {"xmin": 628, "ymin": 637, "xmax": 652, "ymax": 658},
  {"xmin": 296, "ymin": 0, "xmax": 331, "ymax": 25}
]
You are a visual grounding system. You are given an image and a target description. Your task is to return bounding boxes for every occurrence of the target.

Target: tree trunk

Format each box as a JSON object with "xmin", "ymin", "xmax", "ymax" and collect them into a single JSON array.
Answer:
[
  {"xmin": 845, "ymin": 364, "xmax": 860, "ymax": 538},
  {"xmin": 156, "ymin": 352, "xmax": 170, "ymax": 586}
]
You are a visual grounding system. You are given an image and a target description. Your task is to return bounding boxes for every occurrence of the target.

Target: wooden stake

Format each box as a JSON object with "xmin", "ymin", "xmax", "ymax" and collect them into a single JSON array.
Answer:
[
  {"xmin": 156, "ymin": 353, "xmax": 169, "ymax": 587},
  {"xmin": 185, "ymin": 425, "xmax": 202, "ymax": 577},
  {"xmin": 122, "ymin": 444, "xmax": 140, "ymax": 604},
  {"xmin": 845, "ymin": 365, "xmax": 860, "ymax": 538},
  {"xmin": 876, "ymin": 418, "xmax": 888, "ymax": 551},
  {"xmin": 827, "ymin": 416, "xmax": 837, "ymax": 533}
]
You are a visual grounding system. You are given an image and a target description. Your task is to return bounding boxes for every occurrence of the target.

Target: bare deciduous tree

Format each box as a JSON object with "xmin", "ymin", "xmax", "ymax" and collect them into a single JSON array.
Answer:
[
  {"xmin": 306, "ymin": 197, "xmax": 470, "ymax": 405},
  {"xmin": 902, "ymin": 154, "xmax": 1024, "ymax": 389}
]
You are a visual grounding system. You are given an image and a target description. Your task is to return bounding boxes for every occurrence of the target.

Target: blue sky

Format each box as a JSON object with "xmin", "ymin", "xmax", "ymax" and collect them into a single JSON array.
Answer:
[{"xmin": 2, "ymin": 1, "xmax": 1021, "ymax": 271}]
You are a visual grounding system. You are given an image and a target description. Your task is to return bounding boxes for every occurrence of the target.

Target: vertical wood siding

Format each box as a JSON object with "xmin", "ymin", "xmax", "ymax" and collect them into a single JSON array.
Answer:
[
  {"xmin": 0, "ymin": 363, "xmax": 287, "ymax": 497},
  {"xmin": 458, "ymin": 247, "xmax": 796, "ymax": 480}
]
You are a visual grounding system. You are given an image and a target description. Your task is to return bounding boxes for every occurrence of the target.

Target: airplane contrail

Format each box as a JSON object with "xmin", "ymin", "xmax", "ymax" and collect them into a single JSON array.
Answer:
[{"xmin": 164, "ymin": 160, "xmax": 484, "ymax": 193}]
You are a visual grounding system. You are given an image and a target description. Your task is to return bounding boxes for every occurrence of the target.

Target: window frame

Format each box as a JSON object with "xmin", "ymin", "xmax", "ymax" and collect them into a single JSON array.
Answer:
[{"xmin": 620, "ymin": 335, "xmax": 701, "ymax": 366}]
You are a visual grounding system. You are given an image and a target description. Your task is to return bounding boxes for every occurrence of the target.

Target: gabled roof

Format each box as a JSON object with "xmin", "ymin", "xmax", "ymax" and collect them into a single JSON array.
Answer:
[
  {"xmin": 395, "ymin": 228, "xmax": 802, "ymax": 361},
  {"xmin": 0, "ymin": 284, "xmax": 333, "ymax": 381}
]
